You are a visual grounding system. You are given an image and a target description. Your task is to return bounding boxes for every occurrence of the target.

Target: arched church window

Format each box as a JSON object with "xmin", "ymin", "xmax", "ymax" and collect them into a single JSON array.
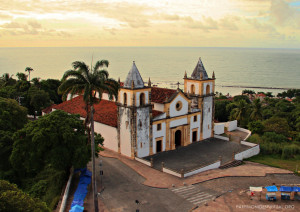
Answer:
[
  {"xmin": 140, "ymin": 93, "xmax": 145, "ymax": 106},
  {"xmin": 139, "ymin": 120, "xmax": 142, "ymax": 129},
  {"xmin": 206, "ymin": 84, "xmax": 210, "ymax": 95},
  {"xmin": 191, "ymin": 84, "xmax": 195, "ymax": 94},
  {"xmin": 124, "ymin": 93, "xmax": 127, "ymax": 106}
]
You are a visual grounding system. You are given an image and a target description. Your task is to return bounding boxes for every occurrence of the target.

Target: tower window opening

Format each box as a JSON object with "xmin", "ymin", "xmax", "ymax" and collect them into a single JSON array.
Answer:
[
  {"xmin": 140, "ymin": 93, "xmax": 145, "ymax": 106},
  {"xmin": 124, "ymin": 93, "xmax": 127, "ymax": 106},
  {"xmin": 191, "ymin": 84, "xmax": 195, "ymax": 94},
  {"xmin": 206, "ymin": 84, "xmax": 210, "ymax": 95}
]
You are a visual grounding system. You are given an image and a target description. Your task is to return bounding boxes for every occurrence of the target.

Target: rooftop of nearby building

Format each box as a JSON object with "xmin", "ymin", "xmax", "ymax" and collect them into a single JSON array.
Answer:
[
  {"xmin": 52, "ymin": 95, "xmax": 118, "ymax": 127},
  {"xmin": 48, "ymin": 95, "xmax": 165, "ymax": 127}
]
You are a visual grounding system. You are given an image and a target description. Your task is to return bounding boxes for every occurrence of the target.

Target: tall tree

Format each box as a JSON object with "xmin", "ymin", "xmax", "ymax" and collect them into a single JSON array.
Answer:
[
  {"xmin": 25, "ymin": 67, "xmax": 34, "ymax": 82},
  {"xmin": 58, "ymin": 60, "xmax": 119, "ymax": 212},
  {"xmin": 250, "ymin": 99, "xmax": 262, "ymax": 120},
  {"xmin": 230, "ymin": 100, "xmax": 248, "ymax": 126}
]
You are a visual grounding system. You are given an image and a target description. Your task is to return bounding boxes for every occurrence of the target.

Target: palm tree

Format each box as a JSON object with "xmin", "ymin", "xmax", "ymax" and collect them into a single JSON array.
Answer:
[
  {"xmin": 230, "ymin": 100, "xmax": 248, "ymax": 124},
  {"xmin": 25, "ymin": 67, "xmax": 34, "ymax": 81},
  {"xmin": 250, "ymin": 99, "xmax": 262, "ymax": 120},
  {"xmin": 58, "ymin": 60, "xmax": 119, "ymax": 212},
  {"xmin": 0, "ymin": 73, "xmax": 16, "ymax": 86}
]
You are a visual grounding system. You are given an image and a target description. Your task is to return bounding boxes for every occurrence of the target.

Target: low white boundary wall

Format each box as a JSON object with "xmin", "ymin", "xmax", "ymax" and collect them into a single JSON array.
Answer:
[
  {"xmin": 162, "ymin": 167, "xmax": 182, "ymax": 178},
  {"xmin": 236, "ymin": 127, "xmax": 252, "ymax": 140},
  {"xmin": 214, "ymin": 123, "xmax": 225, "ymax": 135},
  {"xmin": 235, "ymin": 145, "xmax": 260, "ymax": 160},
  {"xmin": 184, "ymin": 160, "xmax": 221, "ymax": 178},
  {"xmin": 214, "ymin": 135, "xmax": 229, "ymax": 141},
  {"xmin": 241, "ymin": 140, "xmax": 257, "ymax": 147},
  {"xmin": 135, "ymin": 157, "xmax": 151, "ymax": 167},
  {"xmin": 225, "ymin": 120, "xmax": 237, "ymax": 131}
]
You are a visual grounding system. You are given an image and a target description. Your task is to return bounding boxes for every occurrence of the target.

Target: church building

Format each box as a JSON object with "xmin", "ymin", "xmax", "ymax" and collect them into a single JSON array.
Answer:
[{"xmin": 47, "ymin": 58, "xmax": 216, "ymax": 159}]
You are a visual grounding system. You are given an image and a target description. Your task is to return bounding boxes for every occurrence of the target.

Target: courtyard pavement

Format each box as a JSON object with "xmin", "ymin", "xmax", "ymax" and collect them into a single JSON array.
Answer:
[
  {"xmin": 143, "ymin": 138, "xmax": 249, "ymax": 172},
  {"xmin": 99, "ymin": 148, "xmax": 292, "ymax": 189}
]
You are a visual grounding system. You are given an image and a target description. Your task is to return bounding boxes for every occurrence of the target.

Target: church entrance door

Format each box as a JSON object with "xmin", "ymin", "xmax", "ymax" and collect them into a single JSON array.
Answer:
[{"xmin": 175, "ymin": 130, "xmax": 182, "ymax": 148}]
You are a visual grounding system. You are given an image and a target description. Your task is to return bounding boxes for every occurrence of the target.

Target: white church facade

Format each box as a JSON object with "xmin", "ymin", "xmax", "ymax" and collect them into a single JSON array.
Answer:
[{"xmin": 47, "ymin": 58, "xmax": 216, "ymax": 159}]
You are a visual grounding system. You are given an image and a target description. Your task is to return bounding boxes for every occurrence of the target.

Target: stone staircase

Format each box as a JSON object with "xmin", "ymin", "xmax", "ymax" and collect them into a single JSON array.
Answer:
[{"xmin": 219, "ymin": 160, "xmax": 243, "ymax": 169}]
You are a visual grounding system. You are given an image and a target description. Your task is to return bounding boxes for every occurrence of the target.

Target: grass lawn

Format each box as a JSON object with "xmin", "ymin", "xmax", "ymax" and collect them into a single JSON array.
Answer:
[{"xmin": 246, "ymin": 154, "xmax": 300, "ymax": 174}]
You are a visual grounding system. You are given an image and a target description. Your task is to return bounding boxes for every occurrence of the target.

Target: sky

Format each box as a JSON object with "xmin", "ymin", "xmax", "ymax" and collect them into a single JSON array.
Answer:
[{"xmin": 0, "ymin": 0, "xmax": 300, "ymax": 48}]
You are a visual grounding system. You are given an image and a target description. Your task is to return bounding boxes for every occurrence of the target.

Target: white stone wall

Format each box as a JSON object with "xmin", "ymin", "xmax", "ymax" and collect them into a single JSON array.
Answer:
[
  {"xmin": 119, "ymin": 108, "xmax": 132, "ymax": 157},
  {"xmin": 136, "ymin": 107, "xmax": 150, "ymax": 157},
  {"xmin": 170, "ymin": 118, "xmax": 188, "ymax": 128},
  {"xmin": 94, "ymin": 121, "xmax": 118, "ymax": 152},
  {"xmin": 203, "ymin": 82, "xmax": 213, "ymax": 94},
  {"xmin": 184, "ymin": 160, "xmax": 221, "ymax": 178},
  {"xmin": 100, "ymin": 93, "xmax": 116, "ymax": 101},
  {"xmin": 153, "ymin": 103, "xmax": 164, "ymax": 112},
  {"xmin": 152, "ymin": 122, "xmax": 166, "ymax": 154},
  {"xmin": 225, "ymin": 120, "xmax": 237, "ymax": 132},
  {"xmin": 202, "ymin": 96, "xmax": 212, "ymax": 139},
  {"xmin": 214, "ymin": 123, "xmax": 225, "ymax": 135},
  {"xmin": 136, "ymin": 91, "xmax": 149, "ymax": 106},
  {"xmin": 186, "ymin": 82, "xmax": 199, "ymax": 94},
  {"xmin": 190, "ymin": 115, "xmax": 200, "ymax": 143},
  {"xmin": 235, "ymin": 145, "xmax": 260, "ymax": 160},
  {"xmin": 169, "ymin": 95, "xmax": 188, "ymax": 117}
]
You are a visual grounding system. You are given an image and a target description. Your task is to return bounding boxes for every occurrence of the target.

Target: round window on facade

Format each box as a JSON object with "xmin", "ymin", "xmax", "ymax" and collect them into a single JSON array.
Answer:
[{"xmin": 175, "ymin": 101, "xmax": 182, "ymax": 111}]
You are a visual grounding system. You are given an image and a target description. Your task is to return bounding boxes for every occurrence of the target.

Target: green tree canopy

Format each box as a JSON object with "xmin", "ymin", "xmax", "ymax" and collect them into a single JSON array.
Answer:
[
  {"xmin": 248, "ymin": 121, "xmax": 264, "ymax": 135},
  {"xmin": 0, "ymin": 97, "xmax": 27, "ymax": 132},
  {"xmin": 264, "ymin": 116, "xmax": 290, "ymax": 136},
  {"xmin": 0, "ymin": 180, "xmax": 50, "ymax": 212},
  {"xmin": 10, "ymin": 110, "xmax": 90, "ymax": 176},
  {"xmin": 215, "ymin": 100, "xmax": 231, "ymax": 122}
]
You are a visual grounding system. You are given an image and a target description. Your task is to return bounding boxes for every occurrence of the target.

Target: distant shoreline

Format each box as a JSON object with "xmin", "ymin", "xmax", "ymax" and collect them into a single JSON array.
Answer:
[{"xmin": 216, "ymin": 85, "xmax": 298, "ymax": 90}]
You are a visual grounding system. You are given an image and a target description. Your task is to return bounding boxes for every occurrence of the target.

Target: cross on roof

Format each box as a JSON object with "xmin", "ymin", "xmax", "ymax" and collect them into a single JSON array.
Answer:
[{"xmin": 176, "ymin": 82, "xmax": 180, "ymax": 89}]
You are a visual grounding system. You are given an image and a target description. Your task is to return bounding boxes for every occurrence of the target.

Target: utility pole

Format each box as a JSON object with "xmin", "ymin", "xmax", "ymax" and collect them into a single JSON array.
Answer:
[{"xmin": 90, "ymin": 106, "xmax": 99, "ymax": 212}]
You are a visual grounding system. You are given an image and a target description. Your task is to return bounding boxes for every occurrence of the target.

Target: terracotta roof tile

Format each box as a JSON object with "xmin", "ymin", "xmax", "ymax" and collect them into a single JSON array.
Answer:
[
  {"xmin": 42, "ymin": 104, "xmax": 56, "ymax": 114},
  {"xmin": 53, "ymin": 96, "xmax": 117, "ymax": 128},
  {"xmin": 152, "ymin": 110, "xmax": 163, "ymax": 118},
  {"xmin": 151, "ymin": 87, "xmax": 177, "ymax": 104}
]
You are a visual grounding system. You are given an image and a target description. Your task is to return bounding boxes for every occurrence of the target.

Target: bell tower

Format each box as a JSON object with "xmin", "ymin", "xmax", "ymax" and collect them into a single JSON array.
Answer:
[
  {"xmin": 117, "ymin": 61, "xmax": 152, "ymax": 158},
  {"xmin": 184, "ymin": 58, "xmax": 215, "ymax": 140}
]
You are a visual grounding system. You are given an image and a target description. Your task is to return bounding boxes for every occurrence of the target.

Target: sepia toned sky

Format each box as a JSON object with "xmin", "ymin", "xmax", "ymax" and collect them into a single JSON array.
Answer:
[{"xmin": 0, "ymin": 0, "xmax": 300, "ymax": 48}]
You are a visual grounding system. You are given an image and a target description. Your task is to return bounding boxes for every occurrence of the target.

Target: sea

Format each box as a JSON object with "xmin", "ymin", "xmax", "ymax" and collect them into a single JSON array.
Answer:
[{"xmin": 0, "ymin": 47, "xmax": 299, "ymax": 96}]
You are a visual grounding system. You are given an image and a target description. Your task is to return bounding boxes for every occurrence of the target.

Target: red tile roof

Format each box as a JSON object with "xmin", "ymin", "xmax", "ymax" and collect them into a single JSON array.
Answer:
[
  {"xmin": 152, "ymin": 110, "xmax": 164, "ymax": 118},
  {"xmin": 53, "ymin": 96, "xmax": 118, "ymax": 128},
  {"xmin": 151, "ymin": 87, "xmax": 177, "ymax": 104},
  {"xmin": 42, "ymin": 104, "xmax": 56, "ymax": 114}
]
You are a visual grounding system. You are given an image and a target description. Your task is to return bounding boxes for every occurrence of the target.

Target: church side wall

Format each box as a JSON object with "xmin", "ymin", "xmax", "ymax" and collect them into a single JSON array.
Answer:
[
  {"xmin": 152, "ymin": 122, "xmax": 166, "ymax": 154},
  {"xmin": 190, "ymin": 114, "xmax": 201, "ymax": 143},
  {"xmin": 119, "ymin": 107, "xmax": 132, "ymax": 157},
  {"xmin": 94, "ymin": 122, "xmax": 118, "ymax": 152},
  {"xmin": 136, "ymin": 108, "xmax": 150, "ymax": 157},
  {"xmin": 203, "ymin": 96, "xmax": 212, "ymax": 139}
]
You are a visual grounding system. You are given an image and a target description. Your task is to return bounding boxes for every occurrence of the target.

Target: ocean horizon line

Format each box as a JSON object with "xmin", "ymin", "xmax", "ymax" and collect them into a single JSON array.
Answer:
[{"xmin": 1, "ymin": 46, "xmax": 300, "ymax": 50}]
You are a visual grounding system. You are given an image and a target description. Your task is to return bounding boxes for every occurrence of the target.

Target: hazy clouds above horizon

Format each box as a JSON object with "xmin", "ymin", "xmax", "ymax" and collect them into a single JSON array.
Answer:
[{"xmin": 0, "ymin": 0, "xmax": 300, "ymax": 48}]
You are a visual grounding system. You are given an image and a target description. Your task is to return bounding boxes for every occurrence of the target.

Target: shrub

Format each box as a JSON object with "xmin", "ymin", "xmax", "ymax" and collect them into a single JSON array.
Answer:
[
  {"xmin": 281, "ymin": 144, "xmax": 300, "ymax": 159},
  {"xmin": 262, "ymin": 132, "xmax": 288, "ymax": 143}
]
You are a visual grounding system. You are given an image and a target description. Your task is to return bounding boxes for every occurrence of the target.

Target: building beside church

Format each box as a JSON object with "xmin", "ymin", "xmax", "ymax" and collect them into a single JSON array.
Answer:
[{"xmin": 46, "ymin": 58, "xmax": 216, "ymax": 159}]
